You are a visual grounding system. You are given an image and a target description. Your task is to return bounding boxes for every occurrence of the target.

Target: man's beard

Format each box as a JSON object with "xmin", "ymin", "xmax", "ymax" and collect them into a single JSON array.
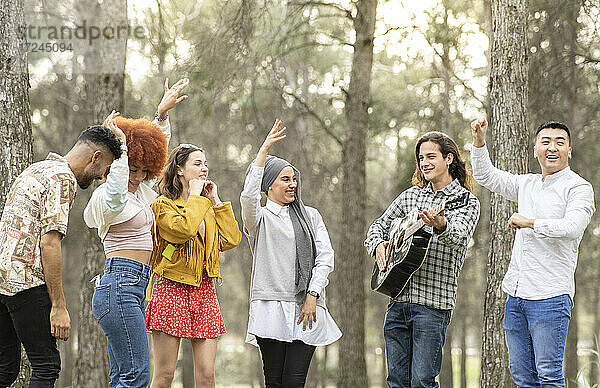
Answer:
[{"xmin": 78, "ymin": 172, "xmax": 96, "ymax": 189}]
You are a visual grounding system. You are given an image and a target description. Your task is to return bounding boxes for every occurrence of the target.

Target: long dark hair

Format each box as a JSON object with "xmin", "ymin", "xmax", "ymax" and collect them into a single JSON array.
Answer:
[
  {"xmin": 412, "ymin": 131, "xmax": 473, "ymax": 192},
  {"xmin": 158, "ymin": 144, "xmax": 205, "ymax": 200}
]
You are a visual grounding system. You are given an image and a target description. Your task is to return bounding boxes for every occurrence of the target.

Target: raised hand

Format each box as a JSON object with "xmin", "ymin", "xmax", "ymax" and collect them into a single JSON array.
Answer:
[
  {"xmin": 254, "ymin": 119, "xmax": 287, "ymax": 167},
  {"xmin": 104, "ymin": 110, "xmax": 126, "ymax": 143},
  {"xmin": 471, "ymin": 118, "xmax": 488, "ymax": 148},
  {"xmin": 156, "ymin": 78, "xmax": 189, "ymax": 118}
]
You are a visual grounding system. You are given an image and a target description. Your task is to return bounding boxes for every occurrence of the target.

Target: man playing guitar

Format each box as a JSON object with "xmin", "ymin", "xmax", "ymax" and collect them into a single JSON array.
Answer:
[{"xmin": 364, "ymin": 131, "xmax": 480, "ymax": 388}]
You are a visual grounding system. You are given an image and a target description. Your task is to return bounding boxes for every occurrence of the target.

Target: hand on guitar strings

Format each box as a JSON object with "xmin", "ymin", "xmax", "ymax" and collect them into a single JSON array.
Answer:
[
  {"xmin": 419, "ymin": 208, "xmax": 447, "ymax": 232},
  {"xmin": 376, "ymin": 241, "xmax": 390, "ymax": 272}
]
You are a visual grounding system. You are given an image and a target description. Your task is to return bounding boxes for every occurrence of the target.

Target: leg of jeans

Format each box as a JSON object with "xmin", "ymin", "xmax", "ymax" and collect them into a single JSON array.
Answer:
[
  {"xmin": 410, "ymin": 304, "xmax": 450, "ymax": 388},
  {"xmin": 383, "ymin": 301, "xmax": 411, "ymax": 388},
  {"xmin": 106, "ymin": 340, "xmax": 120, "ymax": 388},
  {"xmin": 257, "ymin": 337, "xmax": 286, "ymax": 388},
  {"xmin": 95, "ymin": 272, "xmax": 150, "ymax": 388},
  {"xmin": 504, "ymin": 295, "xmax": 540, "ymax": 388},
  {"xmin": 0, "ymin": 297, "xmax": 21, "ymax": 387},
  {"xmin": 525, "ymin": 295, "xmax": 571, "ymax": 388},
  {"xmin": 281, "ymin": 340, "xmax": 316, "ymax": 387},
  {"xmin": 3, "ymin": 286, "xmax": 61, "ymax": 388}
]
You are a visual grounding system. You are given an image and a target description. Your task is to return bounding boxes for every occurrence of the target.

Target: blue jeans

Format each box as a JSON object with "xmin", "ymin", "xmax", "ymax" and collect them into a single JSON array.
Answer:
[
  {"xmin": 0, "ymin": 285, "xmax": 61, "ymax": 388},
  {"xmin": 504, "ymin": 294, "xmax": 572, "ymax": 388},
  {"xmin": 92, "ymin": 257, "xmax": 151, "ymax": 388},
  {"xmin": 383, "ymin": 301, "xmax": 451, "ymax": 388}
]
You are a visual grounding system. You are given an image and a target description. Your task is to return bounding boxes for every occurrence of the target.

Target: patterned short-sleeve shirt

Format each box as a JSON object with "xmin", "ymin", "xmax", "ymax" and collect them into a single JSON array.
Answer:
[{"xmin": 0, "ymin": 153, "xmax": 77, "ymax": 296}]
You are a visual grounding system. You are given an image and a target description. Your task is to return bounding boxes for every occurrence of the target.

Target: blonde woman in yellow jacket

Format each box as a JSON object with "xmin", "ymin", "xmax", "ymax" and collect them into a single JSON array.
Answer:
[{"xmin": 146, "ymin": 144, "xmax": 242, "ymax": 388}]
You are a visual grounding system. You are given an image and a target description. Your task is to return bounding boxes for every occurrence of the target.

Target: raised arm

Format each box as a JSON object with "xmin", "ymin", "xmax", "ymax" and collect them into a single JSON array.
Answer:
[
  {"xmin": 240, "ymin": 120, "xmax": 287, "ymax": 236},
  {"xmin": 153, "ymin": 77, "xmax": 189, "ymax": 142},
  {"xmin": 470, "ymin": 118, "xmax": 521, "ymax": 201},
  {"xmin": 102, "ymin": 111, "xmax": 129, "ymax": 214}
]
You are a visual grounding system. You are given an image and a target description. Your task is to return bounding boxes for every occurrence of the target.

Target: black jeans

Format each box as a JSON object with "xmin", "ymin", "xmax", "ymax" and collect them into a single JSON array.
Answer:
[
  {"xmin": 0, "ymin": 285, "xmax": 61, "ymax": 388},
  {"xmin": 256, "ymin": 337, "xmax": 316, "ymax": 388}
]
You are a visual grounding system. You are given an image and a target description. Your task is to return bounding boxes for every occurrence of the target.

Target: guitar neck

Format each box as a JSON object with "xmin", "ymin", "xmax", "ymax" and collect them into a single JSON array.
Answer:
[{"xmin": 405, "ymin": 219, "xmax": 425, "ymax": 236}]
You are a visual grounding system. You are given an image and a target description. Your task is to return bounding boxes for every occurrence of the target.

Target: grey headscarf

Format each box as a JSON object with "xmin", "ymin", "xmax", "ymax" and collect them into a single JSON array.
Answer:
[{"xmin": 250, "ymin": 155, "xmax": 317, "ymax": 296}]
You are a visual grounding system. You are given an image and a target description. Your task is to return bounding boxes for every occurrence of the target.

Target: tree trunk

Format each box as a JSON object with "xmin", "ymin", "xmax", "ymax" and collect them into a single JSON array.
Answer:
[
  {"xmin": 73, "ymin": 0, "xmax": 127, "ymax": 385},
  {"xmin": 565, "ymin": 299, "xmax": 578, "ymax": 385},
  {"xmin": 440, "ymin": 326, "xmax": 454, "ymax": 387},
  {"xmin": 321, "ymin": 345, "xmax": 329, "ymax": 388},
  {"xmin": 337, "ymin": 0, "xmax": 377, "ymax": 386},
  {"xmin": 593, "ymin": 292, "xmax": 600, "ymax": 386},
  {"xmin": 1, "ymin": 1, "xmax": 34, "ymax": 386},
  {"xmin": 480, "ymin": 1, "xmax": 529, "ymax": 387},
  {"xmin": 460, "ymin": 313, "xmax": 467, "ymax": 388},
  {"xmin": 563, "ymin": 1, "xmax": 580, "ymax": 382}
]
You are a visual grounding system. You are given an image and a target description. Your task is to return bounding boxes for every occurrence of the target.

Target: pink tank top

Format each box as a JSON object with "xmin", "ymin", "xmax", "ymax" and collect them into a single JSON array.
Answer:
[{"xmin": 103, "ymin": 204, "xmax": 154, "ymax": 254}]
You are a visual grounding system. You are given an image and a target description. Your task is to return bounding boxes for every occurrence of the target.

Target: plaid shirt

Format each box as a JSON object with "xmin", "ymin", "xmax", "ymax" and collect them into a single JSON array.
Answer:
[{"xmin": 364, "ymin": 179, "xmax": 480, "ymax": 310}]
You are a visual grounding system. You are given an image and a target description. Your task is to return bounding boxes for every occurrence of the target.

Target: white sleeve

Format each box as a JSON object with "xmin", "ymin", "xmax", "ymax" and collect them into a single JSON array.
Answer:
[
  {"xmin": 307, "ymin": 209, "xmax": 334, "ymax": 296},
  {"xmin": 240, "ymin": 165, "xmax": 264, "ymax": 237},
  {"xmin": 103, "ymin": 153, "xmax": 129, "ymax": 214},
  {"xmin": 533, "ymin": 182, "xmax": 595, "ymax": 239},
  {"xmin": 470, "ymin": 144, "xmax": 521, "ymax": 202}
]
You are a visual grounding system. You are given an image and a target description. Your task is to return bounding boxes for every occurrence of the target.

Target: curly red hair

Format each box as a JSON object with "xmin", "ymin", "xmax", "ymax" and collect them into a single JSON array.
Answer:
[{"xmin": 112, "ymin": 117, "xmax": 168, "ymax": 181}]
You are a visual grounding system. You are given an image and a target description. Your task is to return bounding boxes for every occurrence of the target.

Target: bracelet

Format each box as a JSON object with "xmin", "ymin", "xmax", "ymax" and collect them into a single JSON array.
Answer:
[
  {"xmin": 212, "ymin": 201, "xmax": 224, "ymax": 207},
  {"xmin": 154, "ymin": 111, "xmax": 168, "ymax": 122}
]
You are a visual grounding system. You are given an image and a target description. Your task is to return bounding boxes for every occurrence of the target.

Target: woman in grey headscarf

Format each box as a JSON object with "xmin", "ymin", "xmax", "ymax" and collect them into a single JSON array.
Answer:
[{"xmin": 240, "ymin": 120, "xmax": 341, "ymax": 388}]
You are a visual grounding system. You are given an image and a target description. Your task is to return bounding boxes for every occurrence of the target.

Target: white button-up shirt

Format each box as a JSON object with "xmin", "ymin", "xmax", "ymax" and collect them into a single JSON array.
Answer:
[{"xmin": 470, "ymin": 144, "xmax": 595, "ymax": 300}]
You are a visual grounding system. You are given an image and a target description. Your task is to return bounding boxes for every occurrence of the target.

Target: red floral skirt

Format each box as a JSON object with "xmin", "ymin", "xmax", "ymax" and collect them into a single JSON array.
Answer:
[{"xmin": 146, "ymin": 273, "xmax": 226, "ymax": 339}]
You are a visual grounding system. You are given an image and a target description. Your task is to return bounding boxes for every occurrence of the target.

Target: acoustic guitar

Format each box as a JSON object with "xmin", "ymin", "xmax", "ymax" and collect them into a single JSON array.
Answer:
[{"xmin": 370, "ymin": 192, "xmax": 470, "ymax": 298}]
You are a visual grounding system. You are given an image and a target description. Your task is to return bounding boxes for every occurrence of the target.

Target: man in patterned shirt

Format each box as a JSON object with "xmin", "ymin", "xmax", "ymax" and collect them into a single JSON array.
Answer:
[
  {"xmin": 365, "ymin": 132, "xmax": 480, "ymax": 388},
  {"xmin": 0, "ymin": 122, "xmax": 122, "ymax": 387}
]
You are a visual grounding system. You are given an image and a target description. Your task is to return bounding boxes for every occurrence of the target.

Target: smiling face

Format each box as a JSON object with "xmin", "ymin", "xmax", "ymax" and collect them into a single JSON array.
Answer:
[
  {"xmin": 534, "ymin": 127, "xmax": 571, "ymax": 177},
  {"xmin": 267, "ymin": 166, "xmax": 297, "ymax": 206},
  {"xmin": 418, "ymin": 141, "xmax": 453, "ymax": 190},
  {"xmin": 128, "ymin": 164, "xmax": 149, "ymax": 192},
  {"xmin": 178, "ymin": 150, "xmax": 209, "ymax": 186}
]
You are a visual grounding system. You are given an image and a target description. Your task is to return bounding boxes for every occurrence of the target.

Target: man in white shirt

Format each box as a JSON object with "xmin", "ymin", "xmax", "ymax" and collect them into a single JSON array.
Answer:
[{"xmin": 470, "ymin": 118, "xmax": 595, "ymax": 388}]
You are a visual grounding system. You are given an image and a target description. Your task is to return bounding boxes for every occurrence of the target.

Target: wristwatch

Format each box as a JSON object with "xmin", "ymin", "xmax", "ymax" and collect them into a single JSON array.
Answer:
[{"xmin": 307, "ymin": 290, "xmax": 319, "ymax": 298}]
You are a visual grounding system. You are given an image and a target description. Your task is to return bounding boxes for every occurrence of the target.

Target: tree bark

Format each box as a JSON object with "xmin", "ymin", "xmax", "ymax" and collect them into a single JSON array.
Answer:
[
  {"xmin": 440, "ymin": 326, "xmax": 454, "ymax": 387},
  {"xmin": 565, "ymin": 297, "xmax": 578, "ymax": 385},
  {"xmin": 1, "ymin": 1, "xmax": 34, "ymax": 386},
  {"xmin": 73, "ymin": 0, "xmax": 127, "ymax": 385},
  {"xmin": 480, "ymin": 1, "xmax": 529, "ymax": 387},
  {"xmin": 337, "ymin": 0, "xmax": 377, "ymax": 386},
  {"xmin": 460, "ymin": 315, "xmax": 467, "ymax": 388}
]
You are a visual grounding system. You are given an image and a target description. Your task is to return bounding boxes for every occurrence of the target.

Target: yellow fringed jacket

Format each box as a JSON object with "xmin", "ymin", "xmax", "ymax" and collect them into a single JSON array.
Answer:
[{"xmin": 150, "ymin": 195, "xmax": 242, "ymax": 286}]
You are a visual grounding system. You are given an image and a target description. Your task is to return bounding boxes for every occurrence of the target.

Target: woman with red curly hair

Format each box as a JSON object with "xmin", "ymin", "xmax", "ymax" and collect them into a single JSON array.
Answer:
[{"xmin": 83, "ymin": 78, "xmax": 188, "ymax": 388}]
